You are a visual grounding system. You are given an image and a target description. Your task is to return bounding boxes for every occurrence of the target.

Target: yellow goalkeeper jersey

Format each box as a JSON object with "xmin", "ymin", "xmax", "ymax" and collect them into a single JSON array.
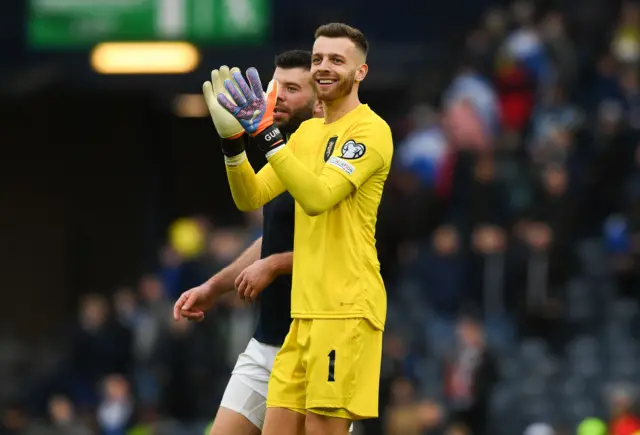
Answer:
[
  {"xmin": 225, "ymin": 104, "xmax": 393, "ymax": 330},
  {"xmin": 288, "ymin": 104, "xmax": 393, "ymax": 330}
]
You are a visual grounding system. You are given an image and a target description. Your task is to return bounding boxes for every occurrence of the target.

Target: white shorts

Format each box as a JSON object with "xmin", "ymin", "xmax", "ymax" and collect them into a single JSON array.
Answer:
[
  {"xmin": 220, "ymin": 338, "xmax": 278, "ymax": 429},
  {"xmin": 219, "ymin": 338, "xmax": 353, "ymax": 431}
]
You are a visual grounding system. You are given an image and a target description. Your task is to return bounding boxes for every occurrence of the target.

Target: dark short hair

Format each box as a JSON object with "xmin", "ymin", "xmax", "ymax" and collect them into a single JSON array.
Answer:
[
  {"xmin": 274, "ymin": 50, "xmax": 312, "ymax": 70},
  {"xmin": 314, "ymin": 22, "xmax": 368, "ymax": 56}
]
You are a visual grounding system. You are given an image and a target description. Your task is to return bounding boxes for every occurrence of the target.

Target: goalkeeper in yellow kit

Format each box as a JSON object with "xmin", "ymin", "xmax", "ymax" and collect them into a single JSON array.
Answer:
[{"xmin": 216, "ymin": 23, "xmax": 393, "ymax": 435}]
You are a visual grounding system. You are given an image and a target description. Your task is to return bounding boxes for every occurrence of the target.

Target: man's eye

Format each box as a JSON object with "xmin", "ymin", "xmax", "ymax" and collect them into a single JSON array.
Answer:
[{"xmin": 288, "ymin": 87, "xmax": 297, "ymax": 93}]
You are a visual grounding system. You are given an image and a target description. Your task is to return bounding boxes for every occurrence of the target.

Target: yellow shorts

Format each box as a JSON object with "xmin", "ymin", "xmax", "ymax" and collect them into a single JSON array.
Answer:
[{"xmin": 266, "ymin": 318, "xmax": 382, "ymax": 420}]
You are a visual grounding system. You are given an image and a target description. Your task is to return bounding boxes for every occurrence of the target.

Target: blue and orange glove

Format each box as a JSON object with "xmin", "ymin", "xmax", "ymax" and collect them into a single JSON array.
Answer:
[{"xmin": 216, "ymin": 67, "xmax": 284, "ymax": 154}]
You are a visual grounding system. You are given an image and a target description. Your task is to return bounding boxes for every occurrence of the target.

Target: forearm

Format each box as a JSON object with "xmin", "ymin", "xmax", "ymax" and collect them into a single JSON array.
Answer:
[
  {"xmin": 266, "ymin": 146, "xmax": 353, "ymax": 216},
  {"xmin": 265, "ymin": 251, "xmax": 293, "ymax": 277},
  {"xmin": 225, "ymin": 153, "xmax": 283, "ymax": 212},
  {"xmin": 205, "ymin": 237, "xmax": 262, "ymax": 295},
  {"xmin": 225, "ymin": 154, "xmax": 270, "ymax": 211}
]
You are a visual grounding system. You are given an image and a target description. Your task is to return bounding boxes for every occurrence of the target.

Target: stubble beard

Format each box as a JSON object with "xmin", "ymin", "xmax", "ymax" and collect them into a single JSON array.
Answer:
[
  {"xmin": 275, "ymin": 99, "xmax": 316, "ymax": 135},
  {"xmin": 317, "ymin": 70, "xmax": 356, "ymax": 103}
]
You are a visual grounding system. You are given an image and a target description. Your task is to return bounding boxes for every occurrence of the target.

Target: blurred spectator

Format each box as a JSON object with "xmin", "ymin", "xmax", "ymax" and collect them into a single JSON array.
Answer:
[
  {"xmin": 590, "ymin": 53, "xmax": 623, "ymax": 108},
  {"xmin": 449, "ymin": 152, "xmax": 510, "ymax": 233},
  {"xmin": 444, "ymin": 317, "xmax": 497, "ymax": 435},
  {"xmin": 96, "ymin": 375, "xmax": 133, "ymax": 435},
  {"xmin": 396, "ymin": 107, "xmax": 448, "ymax": 190},
  {"xmin": 47, "ymin": 395, "xmax": 91, "ymax": 435},
  {"xmin": 444, "ymin": 56, "xmax": 499, "ymax": 148},
  {"xmin": 207, "ymin": 228, "xmax": 249, "ymax": 271},
  {"xmin": 156, "ymin": 318, "xmax": 205, "ymax": 422},
  {"xmin": 421, "ymin": 225, "xmax": 465, "ymax": 320},
  {"xmin": 505, "ymin": 0, "xmax": 553, "ymax": 87},
  {"xmin": 539, "ymin": 11, "xmax": 578, "ymax": 93},
  {"xmin": 361, "ymin": 332, "xmax": 423, "ymax": 435},
  {"xmin": 528, "ymin": 84, "xmax": 583, "ymax": 166},
  {"xmin": 379, "ymin": 105, "xmax": 450, "ymax": 283},
  {"xmin": 611, "ymin": 143, "xmax": 640, "ymax": 300},
  {"xmin": 133, "ymin": 274, "xmax": 170, "ymax": 408},
  {"xmin": 408, "ymin": 224, "xmax": 468, "ymax": 357},
  {"xmin": 608, "ymin": 384, "xmax": 640, "ymax": 435},
  {"xmin": 470, "ymin": 224, "xmax": 508, "ymax": 319},
  {"xmin": 206, "ymin": 228, "xmax": 254, "ymax": 362},
  {"xmin": 0, "ymin": 402, "xmax": 32, "ymax": 435},
  {"xmin": 619, "ymin": 65, "xmax": 640, "ymax": 130},
  {"xmin": 512, "ymin": 164, "xmax": 577, "ymax": 350},
  {"xmin": 158, "ymin": 245, "xmax": 185, "ymax": 301},
  {"xmin": 581, "ymin": 98, "xmax": 636, "ymax": 235},
  {"xmin": 112, "ymin": 287, "xmax": 139, "ymax": 331},
  {"xmin": 384, "ymin": 378, "xmax": 443, "ymax": 435},
  {"xmin": 380, "ymin": 333, "xmax": 421, "ymax": 395},
  {"xmin": 465, "ymin": 9, "xmax": 508, "ymax": 77},
  {"xmin": 69, "ymin": 294, "xmax": 131, "ymax": 409},
  {"xmin": 494, "ymin": 49, "xmax": 537, "ymax": 133},
  {"xmin": 604, "ymin": 214, "xmax": 636, "ymax": 297}
]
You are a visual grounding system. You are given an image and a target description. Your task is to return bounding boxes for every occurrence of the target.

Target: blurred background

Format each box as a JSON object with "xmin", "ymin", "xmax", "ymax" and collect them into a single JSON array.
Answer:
[{"xmin": 2, "ymin": 0, "xmax": 640, "ymax": 434}]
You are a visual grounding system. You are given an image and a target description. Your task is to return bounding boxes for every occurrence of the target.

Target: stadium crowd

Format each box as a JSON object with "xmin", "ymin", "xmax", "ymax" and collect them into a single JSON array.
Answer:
[{"xmin": 3, "ymin": 1, "xmax": 640, "ymax": 434}]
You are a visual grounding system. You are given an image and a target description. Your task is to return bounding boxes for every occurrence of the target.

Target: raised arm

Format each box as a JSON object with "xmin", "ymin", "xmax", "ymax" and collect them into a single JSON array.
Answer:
[
  {"xmin": 213, "ymin": 69, "xmax": 390, "ymax": 215},
  {"xmin": 265, "ymin": 147, "xmax": 357, "ymax": 216},
  {"xmin": 266, "ymin": 120, "xmax": 390, "ymax": 216},
  {"xmin": 224, "ymin": 140, "xmax": 286, "ymax": 211}
]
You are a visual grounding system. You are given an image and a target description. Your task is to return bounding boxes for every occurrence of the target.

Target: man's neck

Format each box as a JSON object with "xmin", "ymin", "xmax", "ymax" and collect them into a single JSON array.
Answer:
[{"xmin": 322, "ymin": 91, "xmax": 361, "ymax": 124}]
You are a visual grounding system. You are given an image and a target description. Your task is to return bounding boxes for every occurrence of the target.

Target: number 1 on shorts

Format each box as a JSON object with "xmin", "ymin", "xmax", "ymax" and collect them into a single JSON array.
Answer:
[{"xmin": 328, "ymin": 349, "xmax": 336, "ymax": 382}]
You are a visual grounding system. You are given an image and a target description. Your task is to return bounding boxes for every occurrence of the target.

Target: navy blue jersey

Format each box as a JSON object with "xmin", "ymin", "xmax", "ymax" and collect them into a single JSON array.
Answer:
[{"xmin": 252, "ymin": 191, "xmax": 295, "ymax": 346}]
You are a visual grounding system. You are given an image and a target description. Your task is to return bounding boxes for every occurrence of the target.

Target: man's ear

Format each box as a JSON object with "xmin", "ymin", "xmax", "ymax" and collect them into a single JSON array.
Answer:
[{"xmin": 355, "ymin": 63, "xmax": 368, "ymax": 83}]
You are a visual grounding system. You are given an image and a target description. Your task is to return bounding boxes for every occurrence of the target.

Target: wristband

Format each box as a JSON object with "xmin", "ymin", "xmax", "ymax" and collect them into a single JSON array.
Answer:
[
  {"xmin": 253, "ymin": 124, "xmax": 284, "ymax": 153},
  {"xmin": 220, "ymin": 136, "xmax": 245, "ymax": 157}
]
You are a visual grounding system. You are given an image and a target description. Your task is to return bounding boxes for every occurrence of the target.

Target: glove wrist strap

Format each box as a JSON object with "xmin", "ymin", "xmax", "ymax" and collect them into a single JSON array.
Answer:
[
  {"xmin": 253, "ymin": 124, "xmax": 284, "ymax": 153},
  {"xmin": 220, "ymin": 136, "xmax": 245, "ymax": 157}
]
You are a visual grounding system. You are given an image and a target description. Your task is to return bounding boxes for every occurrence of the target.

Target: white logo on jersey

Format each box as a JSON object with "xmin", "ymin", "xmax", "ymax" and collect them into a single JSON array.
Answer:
[
  {"xmin": 340, "ymin": 140, "xmax": 366, "ymax": 159},
  {"xmin": 327, "ymin": 156, "xmax": 355, "ymax": 175}
]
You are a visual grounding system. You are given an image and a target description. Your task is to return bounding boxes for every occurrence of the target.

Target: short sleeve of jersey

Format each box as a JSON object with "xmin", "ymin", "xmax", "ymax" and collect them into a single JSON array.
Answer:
[{"xmin": 324, "ymin": 118, "xmax": 393, "ymax": 188}]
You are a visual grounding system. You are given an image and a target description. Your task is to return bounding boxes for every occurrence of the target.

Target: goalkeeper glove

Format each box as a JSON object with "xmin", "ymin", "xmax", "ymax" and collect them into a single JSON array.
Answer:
[
  {"xmin": 202, "ymin": 66, "xmax": 245, "ymax": 157},
  {"xmin": 216, "ymin": 67, "xmax": 284, "ymax": 154}
]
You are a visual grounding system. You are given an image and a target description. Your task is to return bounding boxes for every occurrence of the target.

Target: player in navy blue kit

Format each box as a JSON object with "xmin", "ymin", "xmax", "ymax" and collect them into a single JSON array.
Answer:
[{"xmin": 173, "ymin": 50, "xmax": 321, "ymax": 435}]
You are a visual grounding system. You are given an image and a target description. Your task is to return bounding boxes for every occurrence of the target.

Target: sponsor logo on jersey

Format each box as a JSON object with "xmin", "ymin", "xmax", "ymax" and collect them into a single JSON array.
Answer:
[{"xmin": 327, "ymin": 156, "xmax": 355, "ymax": 175}]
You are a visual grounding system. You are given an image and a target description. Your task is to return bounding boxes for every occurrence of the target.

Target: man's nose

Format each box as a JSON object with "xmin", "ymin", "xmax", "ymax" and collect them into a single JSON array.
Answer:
[{"xmin": 316, "ymin": 58, "xmax": 331, "ymax": 71}]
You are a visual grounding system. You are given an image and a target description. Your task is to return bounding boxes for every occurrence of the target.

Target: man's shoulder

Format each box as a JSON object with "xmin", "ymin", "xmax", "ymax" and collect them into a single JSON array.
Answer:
[
  {"xmin": 346, "ymin": 106, "xmax": 393, "ymax": 163},
  {"xmin": 350, "ymin": 106, "xmax": 392, "ymax": 136}
]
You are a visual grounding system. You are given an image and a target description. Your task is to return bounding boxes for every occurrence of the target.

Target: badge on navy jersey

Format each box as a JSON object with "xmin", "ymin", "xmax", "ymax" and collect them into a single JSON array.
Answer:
[
  {"xmin": 324, "ymin": 136, "xmax": 338, "ymax": 162},
  {"xmin": 340, "ymin": 139, "xmax": 366, "ymax": 159}
]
